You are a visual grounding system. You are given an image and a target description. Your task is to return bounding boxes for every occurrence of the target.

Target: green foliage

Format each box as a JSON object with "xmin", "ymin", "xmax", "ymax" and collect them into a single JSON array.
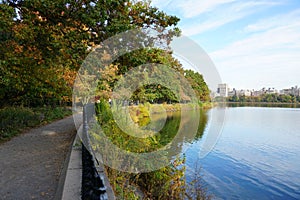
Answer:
[
  {"xmin": 0, "ymin": 0, "xmax": 181, "ymax": 107},
  {"xmin": 0, "ymin": 106, "xmax": 72, "ymax": 142},
  {"xmin": 184, "ymin": 69, "xmax": 211, "ymax": 102},
  {"xmin": 97, "ymin": 47, "xmax": 191, "ymax": 104},
  {"xmin": 96, "ymin": 102, "xmax": 165, "ymax": 153},
  {"xmin": 0, "ymin": 107, "xmax": 39, "ymax": 140},
  {"xmin": 116, "ymin": 48, "xmax": 183, "ymax": 75},
  {"xmin": 1, "ymin": 0, "xmax": 210, "ymax": 107},
  {"xmin": 136, "ymin": 157, "xmax": 186, "ymax": 199},
  {"xmin": 131, "ymin": 84, "xmax": 180, "ymax": 104},
  {"xmin": 35, "ymin": 106, "xmax": 72, "ymax": 122},
  {"xmin": 227, "ymin": 94, "xmax": 300, "ymax": 103},
  {"xmin": 95, "ymin": 99, "xmax": 113, "ymax": 124},
  {"xmin": 194, "ymin": 109, "xmax": 209, "ymax": 140}
]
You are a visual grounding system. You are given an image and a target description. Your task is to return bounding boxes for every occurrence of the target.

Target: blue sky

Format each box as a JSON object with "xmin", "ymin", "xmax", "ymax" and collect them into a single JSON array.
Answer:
[{"xmin": 151, "ymin": 0, "xmax": 300, "ymax": 90}]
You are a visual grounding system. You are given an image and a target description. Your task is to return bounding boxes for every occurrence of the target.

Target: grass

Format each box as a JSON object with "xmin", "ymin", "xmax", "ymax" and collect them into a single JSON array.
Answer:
[{"xmin": 0, "ymin": 106, "xmax": 72, "ymax": 142}]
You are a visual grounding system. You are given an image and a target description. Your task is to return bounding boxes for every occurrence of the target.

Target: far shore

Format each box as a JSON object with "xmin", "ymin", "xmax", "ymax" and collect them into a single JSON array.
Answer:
[
  {"xmin": 215, "ymin": 101, "xmax": 300, "ymax": 108},
  {"xmin": 218, "ymin": 101, "xmax": 299, "ymax": 104}
]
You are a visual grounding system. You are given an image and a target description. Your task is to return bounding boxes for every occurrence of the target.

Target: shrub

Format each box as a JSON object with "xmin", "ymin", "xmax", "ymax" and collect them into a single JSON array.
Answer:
[
  {"xmin": 0, "ymin": 106, "xmax": 72, "ymax": 142},
  {"xmin": 0, "ymin": 107, "xmax": 39, "ymax": 140}
]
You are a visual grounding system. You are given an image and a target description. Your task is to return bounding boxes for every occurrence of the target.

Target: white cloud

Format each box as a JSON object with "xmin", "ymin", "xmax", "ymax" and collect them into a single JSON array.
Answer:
[
  {"xmin": 210, "ymin": 10, "xmax": 300, "ymax": 89},
  {"xmin": 150, "ymin": 0, "xmax": 299, "ymax": 89},
  {"xmin": 182, "ymin": 9, "xmax": 250, "ymax": 36},
  {"xmin": 211, "ymin": 15, "xmax": 300, "ymax": 60},
  {"xmin": 176, "ymin": 0, "xmax": 237, "ymax": 18},
  {"xmin": 244, "ymin": 9, "xmax": 300, "ymax": 33},
  {"xmin": 152, "ymin": 0, "xmax": 237, "ymax": 18},
  {"xmin": 182, "ymin": 1, "xmax": 282, "ymax": 36}
]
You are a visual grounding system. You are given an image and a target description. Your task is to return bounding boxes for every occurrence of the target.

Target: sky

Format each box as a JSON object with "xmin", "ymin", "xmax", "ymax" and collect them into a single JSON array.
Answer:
[{"xmin": 151, "ymin": 0, "xmax": 300, "ymax": 91}]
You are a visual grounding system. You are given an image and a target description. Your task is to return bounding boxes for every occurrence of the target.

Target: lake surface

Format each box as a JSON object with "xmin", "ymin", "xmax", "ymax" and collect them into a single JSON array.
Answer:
[{"xmin": 183, "ymin": 106, "xmax": 300, "ymax": 199}]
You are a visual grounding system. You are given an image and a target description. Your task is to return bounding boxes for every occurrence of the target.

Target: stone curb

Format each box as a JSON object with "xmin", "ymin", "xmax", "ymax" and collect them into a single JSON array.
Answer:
[
  {"xmin": 55, "ymin": 135, "xmax": 82, "ymax": 200},
  {"xmin": 55, "ymin": 120, "xmax": 115, "ymax": 200}
]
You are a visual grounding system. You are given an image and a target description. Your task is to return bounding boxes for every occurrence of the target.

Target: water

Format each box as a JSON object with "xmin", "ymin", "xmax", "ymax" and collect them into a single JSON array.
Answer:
[{"xmin": 184, "ymin": 107, "xmax": 300, "ymax": 199}]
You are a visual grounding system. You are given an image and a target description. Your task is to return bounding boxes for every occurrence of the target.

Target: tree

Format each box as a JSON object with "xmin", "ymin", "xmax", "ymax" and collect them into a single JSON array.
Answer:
[
  {"xmin": 228, "ymin": 95, "xmax": 239, "ymax": 102},
  {"xmin": 0, "ymin": 0, "xmax": 181, "ymax": 106},
  {"xmin": 184, "ymin": 69, "xmax": 210, "ymax": 102}
]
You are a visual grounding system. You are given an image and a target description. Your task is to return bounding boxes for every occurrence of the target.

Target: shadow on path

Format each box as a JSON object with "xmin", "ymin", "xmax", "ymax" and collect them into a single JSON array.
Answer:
[{"xmin": 0, "ymin": 115, "xmax": 77, "ymax": 200}]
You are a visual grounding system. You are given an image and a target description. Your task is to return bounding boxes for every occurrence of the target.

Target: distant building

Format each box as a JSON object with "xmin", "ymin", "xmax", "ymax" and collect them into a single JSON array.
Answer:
[
  {"xmin": 280, "ymin": 89, "xmax": 291, "ymax": 95},
  {"xmin": 217, "ymin": 83, "xmax": 229, "ymax": 97},
  {"xmin": 280, "ymin": 86, "xmax": 300, "ymax": 96},
  {"xmin": 252, "ymin": 90, "xmax": 264, "ymax": 97},
  {"xmin": 291, "ymin": 86, "xmax": 300, "ymax": 96},
  {"xmin": 251, "ymin": 87, "xmax": 278, "ymax": 96},
  {"xmin": 216, "ymin": 84, "xmax": 299, "ymax": 98},
  {"xmin": 228, "ymin": 88, "xmax": 236, "ymax": 97},
  {"xmin": 265, "ymin": 88, "xmax": 278, "ymax": 94},
  {"xmin": 237, "ymin": 89, "xmax": 252, "ymax": 97},
  {"xmin": 226, "ymin": 88, "xmax": 252, "ymax": 97}
]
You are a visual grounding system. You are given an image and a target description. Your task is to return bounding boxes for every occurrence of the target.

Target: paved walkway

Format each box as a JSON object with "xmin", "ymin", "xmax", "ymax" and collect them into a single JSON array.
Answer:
[{"xmin": 0, "ymin": 115, "xmax": 77, "ymax": 200}]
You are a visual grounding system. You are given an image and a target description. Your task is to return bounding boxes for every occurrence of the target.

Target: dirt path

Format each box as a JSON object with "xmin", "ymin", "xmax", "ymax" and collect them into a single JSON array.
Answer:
[{"xmin": 0, "ymin": 115, "xmax": 78, "ymax": 200}]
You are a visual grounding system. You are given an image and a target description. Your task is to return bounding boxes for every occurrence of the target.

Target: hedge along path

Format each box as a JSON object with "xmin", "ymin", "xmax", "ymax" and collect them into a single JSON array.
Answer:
[{"xmin": 0, "ymin": 115, "xmax": 77, "ymax": 200}]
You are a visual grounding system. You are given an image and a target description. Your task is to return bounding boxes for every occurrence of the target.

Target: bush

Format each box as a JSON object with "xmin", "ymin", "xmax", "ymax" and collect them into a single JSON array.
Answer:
[
  {"xmin": 0, "ymin": 107, "xmax": 39, "ymax": 140},
  {"xmin": 0, "ymin": 106, "xmax": 72, "ymax": 142},
  {"xmin": 33, "ymin": 107, "xmax": 72, "ymax": 122}
]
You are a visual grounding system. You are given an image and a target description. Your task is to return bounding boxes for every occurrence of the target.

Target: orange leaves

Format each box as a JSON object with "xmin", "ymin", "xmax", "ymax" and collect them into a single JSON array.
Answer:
[
  {"xmin": 62, "ymin": 68, "xmax": 77, "ymax": 87},
  {"xmin": 12, "ymin": 43, "xmax": 23, "ymax": 53}
]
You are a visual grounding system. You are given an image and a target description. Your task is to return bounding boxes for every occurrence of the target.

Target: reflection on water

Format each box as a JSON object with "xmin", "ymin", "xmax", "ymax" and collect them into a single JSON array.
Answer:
[
  {"xmin": 194, "ymin": 109, "xmax": 209, "ymax": 140},
  {"xmin": 186, "ymin": 107, "xmax": 300, "ymax": 199},
  {"xmin": 163, "ymin": 106, "xmax": 300, "ymax": 199}
]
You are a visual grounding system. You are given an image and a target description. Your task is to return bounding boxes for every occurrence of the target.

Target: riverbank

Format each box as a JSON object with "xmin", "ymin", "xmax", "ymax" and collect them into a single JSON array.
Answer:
[
  {"xmin": 94, "ymin": 100, "xmax": 211, "ymax": 199},
  {"xmin": 128, "ymin": 102, "xmax": 213, "ymax": 113},
  {"xmin": 216, "ymin": 102, "xmax": 300, "ymax": 108},
  {"xmin": 126, "ymin": 103, "xmax": 211, "ymax": 126}
]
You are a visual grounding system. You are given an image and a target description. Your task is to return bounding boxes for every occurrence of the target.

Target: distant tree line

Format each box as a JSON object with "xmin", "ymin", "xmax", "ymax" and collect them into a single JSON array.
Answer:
[{"xmin": 227, "ymin": 93, "xmax": 300, "ymax": 103}]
